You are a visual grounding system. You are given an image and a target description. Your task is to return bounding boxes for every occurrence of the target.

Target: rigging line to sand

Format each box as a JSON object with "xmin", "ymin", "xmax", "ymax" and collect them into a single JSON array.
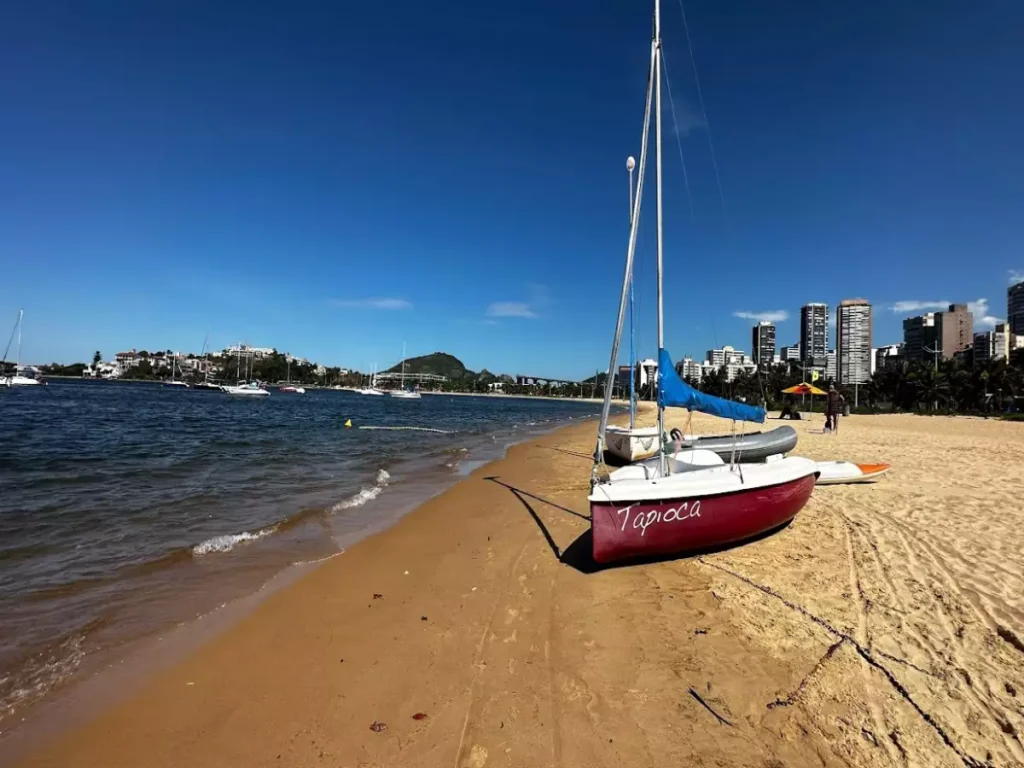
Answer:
[{"xmin": 695, "ymin": 557, "xmax": 982, "ymax": 768}]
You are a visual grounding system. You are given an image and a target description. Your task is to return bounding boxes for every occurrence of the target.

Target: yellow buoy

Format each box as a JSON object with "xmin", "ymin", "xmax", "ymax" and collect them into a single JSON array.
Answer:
[{"xmin": 344, "ymin": 419, "xmax": 352, "ymax": 428}]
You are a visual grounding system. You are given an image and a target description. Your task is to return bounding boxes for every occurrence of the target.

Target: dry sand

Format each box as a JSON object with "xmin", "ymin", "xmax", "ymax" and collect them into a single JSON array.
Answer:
[{"xmin": 11, "ymin": 410, "xmax": 1024, "ymax": 767}]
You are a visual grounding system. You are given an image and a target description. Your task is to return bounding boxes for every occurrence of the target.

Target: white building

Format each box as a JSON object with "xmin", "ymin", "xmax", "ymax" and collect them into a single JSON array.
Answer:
[
  {"xmin": 780, "ymin": 343, "xmax": 801, "ymax": 363},
  {"xmin": 638, "ymin": 358, "xmax": 658, "ymax": 391},
  {"xmin": 114, "ymin": 350, "xmax": 140, "ymax": 371},
  {"xmin": 974, "ymin": 323, "xmax": 1011, "ymax": 368},
  {"xmin": 836, "ymin": 299, "xmax": 872, "ymax": 385},
  {"xmin": 825, "ymin": 350, "xmax": 837, "ymax": 382},
  {"xmin": 223, "ymin": 344, "xmax": 276, "ymax": 359},
  {"xmin": 675, "ymin": 357, "xmax": 702, "ymax": 381}
]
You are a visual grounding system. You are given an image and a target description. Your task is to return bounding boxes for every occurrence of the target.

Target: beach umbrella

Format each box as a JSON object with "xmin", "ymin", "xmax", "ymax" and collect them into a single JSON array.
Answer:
[
  {"xmin": 782, "ymin": 382, "xmax": 827, "ymax": 413},
  {"xmin": 782, "ymin": 382, "xmax": 827, "ymax": 396}
]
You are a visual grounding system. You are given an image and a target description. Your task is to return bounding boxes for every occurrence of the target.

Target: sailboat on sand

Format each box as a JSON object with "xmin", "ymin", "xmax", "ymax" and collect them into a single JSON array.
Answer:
[{"xmin": 588, "ymin": 0, "xmax": 817, "ymax": 565}]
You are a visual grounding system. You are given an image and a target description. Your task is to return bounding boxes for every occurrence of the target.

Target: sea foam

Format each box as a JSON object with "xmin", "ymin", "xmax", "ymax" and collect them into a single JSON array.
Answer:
[
  {"xmin": 332, "ymin": 469, "xmax": 391, "ymax": 511},
  {"xmin": 192, "ymin": 526, "xmax": 277, "ymax": 556}
]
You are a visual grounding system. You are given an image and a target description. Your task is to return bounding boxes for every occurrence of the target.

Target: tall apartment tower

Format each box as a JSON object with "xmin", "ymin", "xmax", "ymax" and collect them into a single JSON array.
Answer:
[
  {"xmin": 836, "ymin": 299, "xmax": 872, "ymax": 385},
  {"xmin": 936, "ymin": 304, "xmax": 973, "ymax": 360},
  {"xmin": 1009, "ymin": 279, "xmax": 1024, "ymax": 337},
  {"xmin": 903, "ymin": 313, "xmax": 937, "ymax": 361},
  {"xmin": 751, "ymin": 321, "xmax": 776, "ymax": 368},
  {"xmin": 800, "ymin": 303, "xmax": 828, "ymax": 366}
]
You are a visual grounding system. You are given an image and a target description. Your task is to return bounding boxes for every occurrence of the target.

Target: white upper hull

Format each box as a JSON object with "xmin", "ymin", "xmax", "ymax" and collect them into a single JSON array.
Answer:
[
  {"xmin": 224, "ymin": 385, "xmax": 269, "ymax": 397},
  {"xmin": 390, "ymin": 390, "xmax": 421, "ymax": 399},
  {"xmin": 592, "ymin": 453, "xmax": 819, "ymax": 504},
  {"xmin": 5, "ymin": 375, "xmax": 42, "ymax": 386}
]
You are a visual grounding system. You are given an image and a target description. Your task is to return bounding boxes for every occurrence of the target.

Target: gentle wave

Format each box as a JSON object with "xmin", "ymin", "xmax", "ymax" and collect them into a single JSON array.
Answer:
[
  {"xmin": 331, "ymin": 469, "xmax": 391, "ymax": 511},
  {"xmin": 0, "ymin": 625, "xmax": 91, "ymax": 723},
  {"xmin": 192, "ymin": 526, "xmax": 278, "ymax": 556}
]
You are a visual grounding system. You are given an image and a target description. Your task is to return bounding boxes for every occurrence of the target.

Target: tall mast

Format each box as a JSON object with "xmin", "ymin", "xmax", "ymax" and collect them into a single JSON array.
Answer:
[
  {"xmin": 627, "ymin": 156, "xmax": 637, "ymax": 430},
  {"xmin": 593, "ymin": 22, "xmax": 658, "ymax": 468},
  {"xmin": 16, "ymin": 310, "xmax": 23, "ymax": 369},
  {"xmin": 653, "ymin": 0, "xmax": 666, "ymax": 474}
]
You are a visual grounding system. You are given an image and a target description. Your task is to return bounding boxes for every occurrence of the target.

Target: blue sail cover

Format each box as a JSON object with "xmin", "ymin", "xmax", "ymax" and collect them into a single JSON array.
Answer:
[{"xmin": 658, "ymin": 348, "xmax": 766, "ymax": 424}]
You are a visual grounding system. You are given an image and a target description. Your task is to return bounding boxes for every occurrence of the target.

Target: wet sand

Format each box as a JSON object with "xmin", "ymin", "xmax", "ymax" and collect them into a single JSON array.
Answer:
[{"xmin": 11, "ymin": 410, "xmax": 1024, "ymax": 767}]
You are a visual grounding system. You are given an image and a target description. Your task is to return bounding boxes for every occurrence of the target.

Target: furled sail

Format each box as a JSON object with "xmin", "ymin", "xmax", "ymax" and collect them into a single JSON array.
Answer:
[{"xmin": 657, "ymin": 349, "xmax": 766, "ymax": 424}]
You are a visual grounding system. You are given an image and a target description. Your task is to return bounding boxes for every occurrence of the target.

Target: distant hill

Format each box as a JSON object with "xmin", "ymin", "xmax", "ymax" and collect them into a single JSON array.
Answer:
[{"xmin": 386, "ymin": 352, "xmax": 477, "ymax": 381}]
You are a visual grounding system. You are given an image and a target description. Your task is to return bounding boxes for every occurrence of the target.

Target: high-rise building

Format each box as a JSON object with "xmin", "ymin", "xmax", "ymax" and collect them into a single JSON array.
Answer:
[
  {"xmin": 903, "ymin": 304, "xmax": 973, "ymax": 362},
  {"xmin": 903, "ymin": 313, "xmax": 937, "ymax": 362},
  {"xmin": 780, "ymin": 343, "xmax": 801, "ymax": 362},
  {"xmin": 705, "ymin": 345, "xmax": 745, "ymax": 368},
  {"xmin": 836, "ymin": 299, "xmax": 872, "ymax": 385},
  {"xmin": 974, "ymin": 323, "xmax": 1011, "ymax": 368},
  {"xmin": 751, "ymin": 322, "xmax": 776, "ymax": 368},
  {"xmin": 874, "ymin": 344, "xmax": 903, "ymax": 372},
  {"xmin": 800, "ymin": 303, "xmax": 828, "ymax": 366},
  {"xmin": 675, "ymin": 357, "xmax": 702, "ymax": 382},
  {"xmin": 1009, "ymin": 279, "xmax": 1024, "ymax": 336},
  {"xmin": 825, "ymin": 350, "xmax": 837, "ymax": 382},
  {"xmin": 935, "ymin": 304, "xmax": 973, "ymax": 360}
]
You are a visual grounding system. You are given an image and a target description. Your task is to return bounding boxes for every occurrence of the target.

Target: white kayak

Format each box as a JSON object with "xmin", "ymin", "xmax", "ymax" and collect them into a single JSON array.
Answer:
[{"xmin": 814, "ymin": 461, "xmax": 891, "ymax": 485}]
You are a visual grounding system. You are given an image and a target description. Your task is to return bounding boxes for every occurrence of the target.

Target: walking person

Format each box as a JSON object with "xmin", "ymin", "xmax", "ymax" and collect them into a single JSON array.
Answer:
[{"xmin": 825, "ymin": 385, "xmax": 845, "ymax": 434}]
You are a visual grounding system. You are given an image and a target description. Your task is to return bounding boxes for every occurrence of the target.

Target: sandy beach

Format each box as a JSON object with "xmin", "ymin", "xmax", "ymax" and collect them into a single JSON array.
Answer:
[{"xmin": 10, "ymin": 409, "xmax": 1024, "ymax": 767}]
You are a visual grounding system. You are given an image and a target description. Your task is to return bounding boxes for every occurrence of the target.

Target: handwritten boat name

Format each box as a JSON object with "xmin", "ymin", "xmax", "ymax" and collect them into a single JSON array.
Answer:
[{"xmin": 616, "ymin": 500, "xmax": 701, "ymax": 536}]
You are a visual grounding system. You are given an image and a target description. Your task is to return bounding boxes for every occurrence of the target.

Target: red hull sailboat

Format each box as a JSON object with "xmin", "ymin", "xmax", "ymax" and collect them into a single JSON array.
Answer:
[
  {"xmin": 590, "ymin": 468, "xmax": 815, "ymax": 564},
  {"xmin": 587, "ymin": 0, "xmax": 817, "ymax": 565}
]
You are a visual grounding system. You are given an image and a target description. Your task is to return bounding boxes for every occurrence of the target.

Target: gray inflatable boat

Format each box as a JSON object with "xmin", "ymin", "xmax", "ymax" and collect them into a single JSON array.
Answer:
[{"xmin": 673, "ymin": 425, "xmax": 798, "ymax": 463}]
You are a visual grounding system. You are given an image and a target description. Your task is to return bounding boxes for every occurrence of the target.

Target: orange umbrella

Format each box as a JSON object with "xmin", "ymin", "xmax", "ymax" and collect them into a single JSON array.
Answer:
[
  {"xmin": 782, "ymin": 382, "xmax": 827, "ymax": 414},
  {"xmin": 782, "ymin": 382, "xmax": 827, "ymax": 396}
]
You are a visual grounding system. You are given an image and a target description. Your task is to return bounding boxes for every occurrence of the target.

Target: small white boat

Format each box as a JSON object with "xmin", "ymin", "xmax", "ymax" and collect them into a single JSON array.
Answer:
[
  {"xmin": 279, "ymin": 359, "xmax": 305, "ymax": 393},
  {"xmin": 390, "ymin": 389, "xmax": 421, "ymax": 399},
  {"xmin": 389, "ymin": 343, "xmax": 421, "ymax": 399},
  {"xmin": 223, "ymin": 381, "xmax": 270, "ymax": 397},
  {"xmin": 2, "ymin": 310, "xmax": 44, "ymax": 386},
  {"xmin": 4, "ymin": 374, "xmax": 42, "ymax": 387},
  {"xmin": 164, "ymin": 352, "xmax": 190, "ymax": 388},
  {"xmin": 605, "ymin": 424, "xmax": 662, "ymax": 461},
  {"xmin": 357, "ymin": 387, "xmax": 386, "ymax": 396},
  {"xmin": 814, "ymin": 461, "xmax": 891, "ymax": 485}
]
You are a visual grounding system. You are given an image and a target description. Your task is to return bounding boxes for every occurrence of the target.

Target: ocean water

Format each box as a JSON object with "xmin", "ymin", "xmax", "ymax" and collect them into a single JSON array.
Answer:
[{"xmin": 0, "ymin": 380, "xmax": 603, "ymax": 725}]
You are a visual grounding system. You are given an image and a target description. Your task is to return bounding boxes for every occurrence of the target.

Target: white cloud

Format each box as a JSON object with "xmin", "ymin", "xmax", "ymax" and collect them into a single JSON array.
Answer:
[
  {"xmin": 732, "ymin": 310, "xmax": 788, "ymax": 323},
  {"xmin": 331, "ymin": 298, "xmax": 411, "ymax": 310},
  {"xmin": 670, "ymin": 98, "xmax": 705, "ymax": 138},
  {"xmin": 888, "ymin": 300, "xmax": 949, "ymax": 314},
  {"xmin": 486, "ymin": 302, "xmax": 537, "ymax": 319},
  {"xmin": 967, "ymin": 298, "xmax": 1001, "ymax": 329},
  {"xmin": 484, "ymin": 284, "xmax": 549, "ymax": 320},
  {"xmin": 1009, "ymin": 269, "xmax": 1024, "ymax": 285}
]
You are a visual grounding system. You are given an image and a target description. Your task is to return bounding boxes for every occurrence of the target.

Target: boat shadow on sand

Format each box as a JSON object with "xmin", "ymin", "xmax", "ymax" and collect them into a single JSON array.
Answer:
[{"xmin": 484, "ymin": 476, "xmax": 793, "ymax": 575}]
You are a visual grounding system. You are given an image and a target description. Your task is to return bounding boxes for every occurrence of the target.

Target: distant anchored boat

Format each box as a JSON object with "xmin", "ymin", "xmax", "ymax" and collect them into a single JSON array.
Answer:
[
  {"xmin": 1, "ymin": 310, "xmax": 44, "ymax": 387},
  {"xmin": 223, "ymin": 381, "xmax": 269, "ymax": 397}
]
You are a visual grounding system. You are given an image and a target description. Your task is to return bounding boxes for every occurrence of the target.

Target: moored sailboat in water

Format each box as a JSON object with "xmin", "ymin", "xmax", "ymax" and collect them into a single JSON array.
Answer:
[{"xmin": 588, "ymin": 0, "xmax": 817, "ymax": 564}]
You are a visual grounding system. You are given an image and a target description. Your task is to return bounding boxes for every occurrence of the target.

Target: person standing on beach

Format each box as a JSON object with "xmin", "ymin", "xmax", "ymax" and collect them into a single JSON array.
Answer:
[{"xmin": 825, "ymin": 385, "xmax": 845, "ymax": 433}]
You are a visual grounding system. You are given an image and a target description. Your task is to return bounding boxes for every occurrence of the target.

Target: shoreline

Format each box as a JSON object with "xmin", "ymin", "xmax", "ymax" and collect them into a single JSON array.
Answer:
[
  {"xmin": 0, "ymin": 410, "xmax": 616, "ymax": 763},
  {"xmin": 8, "ymin": 411, "xmax": 1024, "ymax": 766}
]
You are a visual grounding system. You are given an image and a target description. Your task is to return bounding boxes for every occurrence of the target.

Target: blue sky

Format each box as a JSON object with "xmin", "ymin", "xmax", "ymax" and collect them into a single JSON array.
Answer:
[{"xmin": 1, "ymin": 1, "xmax": 1022, "ymax": 378}]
